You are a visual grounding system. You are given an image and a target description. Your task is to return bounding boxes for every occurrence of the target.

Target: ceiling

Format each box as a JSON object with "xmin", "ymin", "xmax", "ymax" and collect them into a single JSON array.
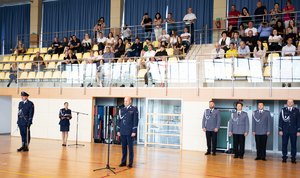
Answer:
[{"xmin": 0, "ymin": 0, "xmax": 30, "ymax": 6}]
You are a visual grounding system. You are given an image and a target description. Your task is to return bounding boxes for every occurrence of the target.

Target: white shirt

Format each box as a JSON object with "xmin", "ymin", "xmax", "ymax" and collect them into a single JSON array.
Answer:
[
  {"xmin": 219, "ymin": 37, "xmax": 231, "ymax": 48},
  {"xmin": 237, "ymin": 111, "xmax": 241, "ymax": 115},
  {"xmin": 87, "ymin": 56, "xmax": 96, "ymax": 60},
  {"xmin": 181, "ymin": 33, "xmax": 191, "ymax": 42},
  {"xmin": 259, "ymin": 110, "xmax": 263, "ymax": 113},
  {"xmin": 23, "ymin": 100, "xmax": 27, "ymax": 104},
  {"xmin": 82, "ymin": 39, "xmax": 92, "ymax": 45},
  {"xmin": 288, "ymin": 107, "xmax": 293, "ymax": 111},
  {"xmin": 245, "ymin": 27, "xmax": 258, "ymax": 36},
  {"xmin": 211, "ymin": 48, "xmax": 225, "ymax": 59},
  {"xmin": 97, "ymin": 55, "xmax": 103, "ymax": 60},
  {"xmin": 144, "ymin": 50, "xmax": 156, "ymax": 67},
  {"xmin": 268, "ymin": 35, "xmax": 282, "ymax": 46},
  {"xmin": 159, "ymin": 34, "xmax": 170, "ymax": 42},
  {"xmin": 282, "ymin": 44, "xmax": 296, "ymax": 56},
  {"xmin": 97, "ymin": 37, "xmax": 107, "ymax": 43},
  {"xmin": 183, "ymin": 13, "xmax": 197, "ymax": 25},
  {"xmin": 170, "ymin": 36, "xmax": 178, "ymax": 44}
]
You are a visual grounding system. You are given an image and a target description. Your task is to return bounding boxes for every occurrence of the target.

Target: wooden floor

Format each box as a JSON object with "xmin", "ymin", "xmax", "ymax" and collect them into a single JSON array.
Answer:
[{"xmin": 0, "ymin": 135, "xmax": 299, "ymax": 178}]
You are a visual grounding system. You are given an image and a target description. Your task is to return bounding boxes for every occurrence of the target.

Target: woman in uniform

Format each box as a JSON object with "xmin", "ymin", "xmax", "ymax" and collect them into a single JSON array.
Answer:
[{"xmin": 59, "ymin": 102, "xmax": 72, "ymax": 146}]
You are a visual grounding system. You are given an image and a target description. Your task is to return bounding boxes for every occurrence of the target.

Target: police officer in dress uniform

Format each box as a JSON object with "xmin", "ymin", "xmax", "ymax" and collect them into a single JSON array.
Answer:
[
  {"xmin": 252, "ymin": 102, "xmax": 272, "ymax": 161},
  {"xmin": 229, "ymin": 102, "xmax": 249, "ymax": 159},
  {"xmin": 117, "ymin": 96, "xmax": 139, "ymax": 168},
  {"xmin": 17, "ymin": 91, "xmax": 34, "ymax": 152},
  {"xmin": 202, "ymin": 101, "xmax": 221, "ymax": 156},
  {"xmin": 59, "ymin": 102, "xmax": 72, "ymax": 146},
  {"xmin": 279, "ymin": 99, "xmax": 300, "ymax": 164}
]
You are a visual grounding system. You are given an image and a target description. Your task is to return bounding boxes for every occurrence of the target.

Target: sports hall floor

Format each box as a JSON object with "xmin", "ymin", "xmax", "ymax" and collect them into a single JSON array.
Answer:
[{"xmin": 0, "ymin": 135, "xmax": 298, "ymax": 178}]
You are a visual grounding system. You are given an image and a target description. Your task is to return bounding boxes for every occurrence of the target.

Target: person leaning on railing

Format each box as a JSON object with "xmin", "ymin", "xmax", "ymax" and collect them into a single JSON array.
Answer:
[
  {"xmin": 141, "ymin": 13, "xmax": 152, "ymax": 40},
  {"xmin": 121, "ymin": 24, "xmax": 131, "ymax": 42},
  {"xmin": 32, "ymin": 52, "xmax": 45, "ymax": 71},
  {"xmin": 254, "ymin": 1, "xmax": 267, "ymax": 27},
  {"xmin": 211, "ymin": 43, "xmax": 225, "ymax": 60},
  {"xmin": 282, "ymin": 0, "xmax": 295, "ymax": 28},
  {"xmin": 227, "ymin": 5, "xmax": 240, "ymax": 31},
  {"xmin": 7, "ymin": 62, "xmax": 22, "ymax": 87},
  {"xmin": 244, "ymin": 30, "xmax": 258, "ymax": 55},
  {"xmin": 268, "ymin": 29, "xmax": 282, "ymax": 52},
  {"xmin": 239, "ymin": 7, "xmax": 252, "ymax": 29},
  {"xmin": 102, "ymin": 46, "xmax": 115, "ymax": 63},
  {"xmin": 269, "ymin": 3, "xmax": 281, "ymax": 27},
  {"xmin": 253, "ymin": 40, "xmax": 266, "ymax": 69},
  {"xmin": 164, "ymin": 13, "xmax": 176, "ymax": 36},
  {"xmin": 237, "ymin": 41, "xmax": 250, "ymax": 58},
  {"xmin": 93, "ymin": 17, "xmax": 106, "ymax": 40},
  {"xmin": 284, "ymin": 27, "xmax": 297, "ymax": 46},
  {"xmin": 140, "ymin": 44, "xmax": 155, "ymax": 70}
]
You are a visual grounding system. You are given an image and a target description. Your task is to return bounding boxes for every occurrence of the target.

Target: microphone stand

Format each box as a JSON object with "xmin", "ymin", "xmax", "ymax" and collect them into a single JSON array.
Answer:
[
  {"xmin": 68, "ymin": 111, "xmax": 88, "ymax": 148},
  {"xmin": 93, "ymin": 119, "xmax": 116, "ymax": 174}
]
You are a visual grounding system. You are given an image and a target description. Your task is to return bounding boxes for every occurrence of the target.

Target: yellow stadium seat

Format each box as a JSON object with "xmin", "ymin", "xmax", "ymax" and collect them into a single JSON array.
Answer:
[
  {"xmin": 94, "ymin": 51, "xmax": 99, "ymax": 57},
  {"xmin": 25, "ymin": 48, "xmax": 34, "ymax": 55},
  {"xmin": 16, "ymin": 56, "xmax": 23, "ymax": 62},
  {"xmin": 262, "ymin": 43, "xmax": 268, "ymax": 51},
  {"xmin": 156, "ymin": 49, "xmax": 161, "ymax": 53},
  {"xmin": 46, "ymin": 62, "xmax": 56, "ymax": 69},
  {"xmin": 43, "ymin": 71, "xmax": 52, "ymax": 79},
  {"xmin": 0, "ymin": 63, "xmax": 3, "ymax": 70},
  {"xmin": 52, "ymin": 71, "xmax": 61, "ymax": 79},
  {"xmin": 166, "ymin": 48, "xmax": 173, "ymax": 56},
  {"xmin": 168, "ymin": 57, "xmax": 178, "ymax": 62},
  {"xmin": 27, "ymin": 72, "xmax": 36, "ymax": 79},
  {"xmin": 82, "ymin": 52, "xmax": 90, "ymax": 59},
  {"xmin": 4, "ymin": 72, "xmax": 10, "ymax": 79},
  {"xmin": 76, "ymin": 53, "xmax": 82, "ymax": 60},
  {"xmin": 30, "ymin": 55, "xmax": 36, "ymax": 61},
  {"xmin": 92, "ymin": 45, "xmax": 98, "ymax": 51},
  {"xmin": 130, "ymin": 42, "xmax": 133, "ymax": 46},
  {"xmin": 3, "ymin": 64, "xmax": 11, "ymax": 70},
  {"xmin": 59, "ymin": 54, "xmax": 65, "ymax": 60},
  {"xmin": 183, "ymin": 48, "xmax": 186, "ymax": 55},
  {"xmin": 267, "ymin": 53, "xmax": 280, "ymax": 63},
  {"xmin": 0, "ymin": 72, "xmax": 4, "ymax": 79},
  {"xmin": 23, "ymin": 55, "xmax": 30, "ymax": 61},
  {"xmin": 9, "ymin": 56, "xmax": 16, "ymax": 62},
  {"xmin": 52, "ymin": 54, "xmax": 59, "ymax": 61},
  {"xmin": 19, "ymin": 72, "xmax": 28, "ymax": 79},
  {"xmin": 143, "ymin": 41, "xmax": 147, "ymax": 47},
  {"xmin": 263, "ymin": 66, "xmax": 270, "ymax": 77},
  {"xmin": 33, "ymin": 48, "xmax": 40, "ymax": 53},
  {"xmin": 44, "ymin": 54, "xmax": 51, "ymax": 61},
  {"xmin": 2, "ymin": 56, "xmax": 9, "ymax": 62},
  {"xmin": 61, "ymin": 71, "xmax": 68, "ymax": 79},
  {"xmin": 233, "ymin": 67, "xmax": 248, "ymax": 77},
  {"xmin": 18, "ymin": 63, "xmax": 25, "ymax": 70},
  {"xmin": 40, "ymin": 47, "xmax": 48, "ymax": 54},
  {"xmin": 138, "ymin": 69, "xmax": 147, "ymax": 78},
  {"xmin": 152, "ymin": 41, "xmax": 159, "ymax": 48},
  {"xmin": 36, "ymin": 71, "xmax": 44, "ymax": 79},
  {"xmin": 24, "ymin": 63, "xmax": 32, "ymax": 70},
  {"xmin": 40, "ymin": 55, "xmax": 44, "ymax": 59}
]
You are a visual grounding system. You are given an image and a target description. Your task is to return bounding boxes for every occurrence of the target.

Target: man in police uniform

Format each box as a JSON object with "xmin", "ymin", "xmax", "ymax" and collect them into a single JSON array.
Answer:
[
  {"xmin": 17, "ymin": 91, "xmax": 34, "ymax": 152},
  {"xmin": 202, "ymin": 101, "xmax": 221, "ymax": 156},
  {"xmin": 279, "ymin": 99, "xmax": 300, "ymax": 164},
  {"xmin": 252, "ymin": 102, "xmax": 272, "ymax": 161},
  {"xmin": 117, "ymin": 96, "xmax": 139, "ymax": 168},
  {"xmin": 229, "ymin": 102, "xmax": 249, "ymax": 159}
]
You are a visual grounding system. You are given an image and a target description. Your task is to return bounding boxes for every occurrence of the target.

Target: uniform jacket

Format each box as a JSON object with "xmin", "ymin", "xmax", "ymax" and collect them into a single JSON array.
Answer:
[
  {"xmin": 202, "ymin": 109, "xmax": 221, "ymax": 131},
  {"xmin": 279, "ymin": 107, "xmax": 300, "ymax": 134},
  {"xmin": 17, "ymin": 100, "xmax": 34, "ymax": 126},
  {"xmin": 252, "ymin": 110, "xmax": 272, "ymax": 135},
  {"xmin": 117, "ymin": 105, "xmax": 139, "ymax": 136},
  {"xmin": 59, "ymin": 108, "xmax": 72, "ymax": 126},
  {"xmin": 229, "ymin": 111, "xmax": 249, "ymax": 134}
]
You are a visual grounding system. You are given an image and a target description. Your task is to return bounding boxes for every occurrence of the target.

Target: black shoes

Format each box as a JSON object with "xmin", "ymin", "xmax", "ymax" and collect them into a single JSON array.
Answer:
[
  {"xmin": 17, "ymin": 143, "xmax": 25, "ymax": 152},
  {"xmin": 262, "ymin": 158, "xmax": 267, "ymax": 161},
  {"xmin": 23, "ymin": 146, "xmax": 29, "ymax": 152},
  {"xmin": 282, "ymin": 159, "xmax": 287, "ymax": 163},
  {"xmin": 240, "ymin": 156, "xmax": 244, "ymax": 159},
  {"xmin": 119, "ymin": 163, "xmax": 126, "ymax": 167},
  {"xmin": 255, "ymin": 157, "xmax": 261, "ymax": 160},
  {"xmin": 62, "ymin": 144, "xmax": 66, "ymax": 147},
  {"xmin": 292, "ymin": 160, "xmax": 297, "ymax": 164},
  {"xmin": 127, "ymin": 164, "xmax": 133, "ymax": 168},
  {"xmin": 120, "ymin": 84, "xmax": 125, "ymax": 87},
  {"xmin": 212, "ymin": 153, "xmax": 216, "ymax": 156},
  {"xmin": 233, "ymin": 155, "xmax": 239, "ymax": 159},
  {"xmin": 204, "ymin": 152, "xmax": 211, "ymax": 155},
  {"xmin": 288, "ymin": 83, "xmax": 291, "ymax": 87},
  {"xmin": 282, "ymin": 83, "xmax": 286, "ymax": 87},
  {"xmin": 130, "ymin": 84, "xmax": 134, "ymax": 87}
]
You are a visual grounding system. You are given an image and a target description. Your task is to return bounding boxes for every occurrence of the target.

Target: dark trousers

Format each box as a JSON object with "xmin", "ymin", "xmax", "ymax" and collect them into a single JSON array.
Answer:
[
  {"xmin": 127, "ymin": 51, "xmax": 140, "ymax": 57},
  {"xmin": 186, "ymin": 24, "xmax": 194, "ymax": 44},
  {"xmin": 282, "ymin": 133, "xmax": 297, "ymax": 160},
  {"xmin": 98, "ymin": 42, "xmax": 105, "ymax": 51},
  {"xmin": 258, "ymin": 37, "xmax": 269, "ymax": 43},
  {"xmin": 233, "ymin": 134, "xmax": 245, "ymax": 157},
  {"xmin": 144, "ymin": 71, "xmax": 154, "ymax": 85},
  {"xmin": 121, "ymin": 135, "xmax": 134, "ymax": 164},
  {"xmin": 81, "ymin": 46, "xmax": 91, "ymax": 53},
  {"xmin": 8, "ymin": 74, "xmax": 17, "ymax": 85},
  {"xmin": 182, "ymin": 41, "xmax": 191, "ymax": 53},
  {"xmin": 268, "ymin": 44, "xmax": 281, "ymax": 52},
  {"xmin": 206, "ymin": 131, "xmax": 217, "ymax": 153},
  {"xmin": 255, "ymin": 135, "xmax": 268, "ymax": 158},
  {"xmin": 19, "ymin": 125, "xmax": 30, "ymax": 143}
]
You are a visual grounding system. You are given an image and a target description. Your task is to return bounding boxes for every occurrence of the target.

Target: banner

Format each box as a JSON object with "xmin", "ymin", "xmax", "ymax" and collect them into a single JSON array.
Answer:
[{"xmin": 248, "ymin": 58, "xmax": 263, "ymax": 83}]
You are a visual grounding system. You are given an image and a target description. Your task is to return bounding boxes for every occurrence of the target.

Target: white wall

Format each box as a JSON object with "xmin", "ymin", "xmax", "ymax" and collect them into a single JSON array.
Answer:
[
  {"xmin": 11, "ymin": 98, "xmax": 93, "ymax": 142},
  {"xmin": 0, "ymin": 96, "xmax": 12, "ymax": 134}
]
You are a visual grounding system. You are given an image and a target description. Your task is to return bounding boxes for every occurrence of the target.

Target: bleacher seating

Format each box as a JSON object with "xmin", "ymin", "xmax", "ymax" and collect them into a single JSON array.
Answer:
[
  {"xmin": 3, "ymin": 64, "xmax": 10, "ymax": 70},
  {"xmin": 16, "ymin": 56, "xmax": 23, "ymax": 62},
  {"xmin": 19, "ymin": 72, "xmax": 28, "ymax": 79},
  {"xmin": 24, "ymin": 63, "xmax": 32, "ymax": 70},
  {"xmin": 40, "ymin": 47, "xmax": 48, "ymax": 54},
  {"xmin": 9, "ymin": 56, "xmax": 16, "ymax": 62},
  {"xmin": 27, "ymin": 72, "xmax": 36, "ymax": 79},
  {"xmin": 44, "ymin": 54, "xmax": 52, "ymax": 61},
  {"xmin": 43, "ymin": 71, "xmax": 52, "ymax": 79},
  {"xmin": 25, "ymin": 48, "xmax": 34, "ymax": 55},
  {"xmin": 52, "ymin": 54, "xmax": 59, "ymax": 61}
]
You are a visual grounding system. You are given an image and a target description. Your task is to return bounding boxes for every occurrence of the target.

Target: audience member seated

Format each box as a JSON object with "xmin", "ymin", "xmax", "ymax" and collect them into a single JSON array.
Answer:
[
  {"xmin": 48, "ymin": 37, "xmax": 60, "ymax": 54},
  {"xmin": 102, "ymin": 46, "xmax": 115, "ymax": 63},
  {"xmin": 114, "ymin": 38, "xmax": 125, "ymax": 58},
  {"xmin": 274, "ymin": 20, "xmax": 286, "ymax": 36},
  {"xmin": 181, "ymin": 27, "xmax": 191, "ymax": 53},
  {"xmin": 68, "ymin": 36, "xmax": 72, "ymax": 46},
  {"xmin": 93, "ymin": 17, "xmax": 106, "ymax": 41},
  {"xmin": 63, "ymin": 49, "xmax": 78, "ymax": 67},
  {"xmin": 113, "ymin": 35, "xmax": 120, "ymax": 51},
  {"xmin": 254, "ymin": 40, "xmax": 266, "ymax": 69},
  {"xmin": 7, "ymin": 63, "xmax": 21, "ymax": 87},
  {"xmin": 58, "ymin": 37, "xmax": 69, "ymax": 54},
  {"xmin": 231, "ymin": 32, "xmax": 242, "ymax": 50},
  {"xmin": 287, "ymin": 19, "xmax": 298, "ymax": 35},
  {"xmin": 14, "ymin": 40, "xmax": 26, "ymax": 56},
  {"xmin": 127, "ymin": 37, "xmax": 143, "ymax": 57},
  {"xmin": 106, "ymin": 32, "xmax": 115, "ymax": 49},
  {"xmin": 227, "ymin": 24, "xmax": 235, "ymax": 39},
  {"xmin": 141, "ymin": 13, "xmax": 152, "ymax": 40},
  {"xmin": 121, "ymin": 24, "xmax": 131, "ymax": 41},
  {"xmin": 269, "ymin": 3, "xmax": 281, "ymax": 27},
  {"xmin": 254, "ymin": 1, "xmax": 267, "ymax": 27},
  {"xmin": 158, "ymin": 29, "xmax": 170, "ymax": 48},
  {"xmin": 245, "ymin": 21, "xmax": 258, "ymax": 37},
  {"xmin": 211, "ymin": 43, "xmax": 225, "ymax": 59},
  {"xmin": 268, "ymin": 29, "xmax": 282, "ymax": 52},
  {"xmin": 219, "ymin": 31, "xmax": 230, "ymax": 52},
  {"xmin": 125, "ymin": 43, "xmax": 133, "ymax": 56},
  {"xmin": 239, "ymin": 7, "xmax": 252, "ymax": 29},
  {"xmin": 183, "ymin": 7, "xmax": 197, "ymax": 43},
  {"xmin": 226, "ymin": 43, "xmax": 238, "ymax": 58},
  {"xmin": 97, "ymin": 32, "xmax": 107, "ymax": 52},
  {"xmin": 164, "ymin": 13, "xmax": 176, "ymax": 36},
  {"xmin": 284, "ymin": 27, "xmax": 297, "ymax": 46},
  {"xmin": 282, "ymin": 38, "xmax": 296, "ymax": 56},
  {"xmin": 140, "ymin": 38, "xmax": 152, "ymax": 57},
  {"xmin": 238, "ymin": 24, "xmax": 245, "ymax": 38},
  {"xmin": 174, "ymin": 36, "xmax": 184, "ymax": 57},
  {"xmin": 258, "ymin": 21, "xmax": 272, "ymax": 42},
  {"xmin": 245, "ymin": 30, "xmax": 258, "ymax": 55},
  {"xmin": 283, "ymin": 0, "xmax": 295, "ymax": 28},
  {"xmin": 168, "ymin": 30, "xmax": 178, "ymax": 48},
  {"xmin": 154, "ymin": 13, "xmax": 162, "ymax": 41},
  {"xmin": 238, "ymin": 41, "xmax": 251, "ymax": 58},
  {"xmin": 227, "ymin": 5, "xmax": 240, "ymax": 31},
  {"xmin": 140, "ymin": 44, "xmax": 155, "ymax": 69},
  {"xmin": 81, "ymin": 33, "xmax": 92, "ymax": 53},
  {"xmin": 31, "ymin": 52, "xmax": 45, "ymax": 71},
  {"xmin": 87, "ymin": 50, "xmax": 96, "ymax": 64},
  {"xmin": 96, "ymin": 59, "xmax": 105, "ymax": 87},
  {"xmin": 70, "ymin": 35, "xmax": 81, "ymax": 52}
]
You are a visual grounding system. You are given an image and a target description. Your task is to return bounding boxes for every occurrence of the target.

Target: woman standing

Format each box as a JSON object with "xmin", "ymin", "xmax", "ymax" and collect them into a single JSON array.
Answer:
[
  {"xmin": 282, "ymin": 0, "xmax": 295, "ymax": 28},
  {"xmin": 239, "ymin": 7, "xmax": 252, "ymax": 29},
  {"xmin": 154, "ymin": 13, "xmax": 162, "ymax": 41},
  {"xmin": 59, "ymin": 102, "xmax": 72, "ymax": 146},
  {"xmin": 253, "ymin": 40, "xmax": 266, "ymax": 69}
]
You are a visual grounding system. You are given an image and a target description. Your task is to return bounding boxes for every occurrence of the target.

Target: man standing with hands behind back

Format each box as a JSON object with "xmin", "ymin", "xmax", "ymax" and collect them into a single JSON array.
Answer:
[
  {"xmin": 117, "ymin": 96, "xmax": 139, "ymax": 168},
  {"xmin": 279, "ymin": 99, "xmax": 300, "ymax": 164},
  {"xmin": 202, "ymin": 101, "xmax": 221, "ymax": 156}
]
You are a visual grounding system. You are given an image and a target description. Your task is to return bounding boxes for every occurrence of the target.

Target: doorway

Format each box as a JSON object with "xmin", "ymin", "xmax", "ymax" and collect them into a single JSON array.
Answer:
[{"xmin": 0, "ymin": 96, "xmax": 11, "ymax": 135}]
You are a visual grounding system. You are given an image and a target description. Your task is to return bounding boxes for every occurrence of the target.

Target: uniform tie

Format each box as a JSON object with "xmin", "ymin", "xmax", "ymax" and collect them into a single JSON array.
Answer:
[
  {"xmin": 260, "ymin": 111, "xmax": 262, "ymax": 115},
  {"xmin": 210, "ymin": 110, "xmax": 212, "ymax": 113},
  {"xmin": 238, "ymin": 112, "xmax": 240, "ymax": 116},
  {"xmin": 289, "ymin": 108, "xmax": 292, "ymax": 112}
]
